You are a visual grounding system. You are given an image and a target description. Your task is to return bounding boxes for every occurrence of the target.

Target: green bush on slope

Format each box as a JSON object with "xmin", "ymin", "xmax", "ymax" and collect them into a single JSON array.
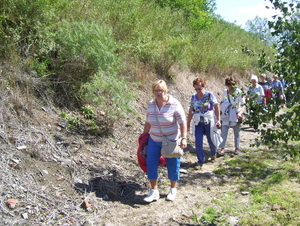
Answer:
[{"xmin": 0, "ymin": 0, "xmax": 274, "ymax": 129}]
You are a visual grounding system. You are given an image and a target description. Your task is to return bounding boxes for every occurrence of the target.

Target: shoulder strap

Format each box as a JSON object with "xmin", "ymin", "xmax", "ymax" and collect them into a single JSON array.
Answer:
[
  {"xmin": 227, "ymin": 90, "xmax": 232, "ymax": 104},
  {"xmin": 154, "ymin": 100, "xmax": 164, "ymax": 135}
]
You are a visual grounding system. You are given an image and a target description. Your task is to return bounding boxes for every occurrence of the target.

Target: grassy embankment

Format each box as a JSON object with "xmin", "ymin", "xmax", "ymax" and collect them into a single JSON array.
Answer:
[{"xmin": 1, "ymin": 0, "xmax": 273, "ymax": 120}]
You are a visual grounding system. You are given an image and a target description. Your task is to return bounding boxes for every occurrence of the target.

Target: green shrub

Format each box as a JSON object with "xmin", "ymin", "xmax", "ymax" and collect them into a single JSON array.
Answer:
[
  {"xmin": 68, "ymin": 116, "xmax": 81, "ymax": 127},
  {"xmin": 55, "ymin": 21, "xmax": 119, "ymax": 73},
  {"xmin": 81, "ymin": 105, "xmax": 95, "ymax": 119},
  {"xmin": 80, "ymin": 71, "xmax": 136, "ymax": 130},
  {"xmin": 60, "ymin": 111, "xmax": 67, "ymax": 119}
]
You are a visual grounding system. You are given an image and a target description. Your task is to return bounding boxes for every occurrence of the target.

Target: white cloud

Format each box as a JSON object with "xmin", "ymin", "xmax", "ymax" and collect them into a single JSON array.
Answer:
[{"xmin": 231, "ymin": 1, "xmax": 279, "ymax": 27}]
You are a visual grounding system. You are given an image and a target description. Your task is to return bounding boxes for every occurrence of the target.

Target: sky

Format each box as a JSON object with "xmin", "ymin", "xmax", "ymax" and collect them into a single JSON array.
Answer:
[{"xmin": 215, "ymin": 0, "xmax": 279, "ymax": 28}]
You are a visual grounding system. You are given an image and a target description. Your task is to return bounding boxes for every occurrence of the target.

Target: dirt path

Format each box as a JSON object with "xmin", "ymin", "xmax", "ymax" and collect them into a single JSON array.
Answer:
[
  {"xmin": 83, "ymin": 124, "xmax": 260, "ymax": 226},
  {"xmin": 76, "ymin": 76, "xmax": 264, "ymax": 225}
]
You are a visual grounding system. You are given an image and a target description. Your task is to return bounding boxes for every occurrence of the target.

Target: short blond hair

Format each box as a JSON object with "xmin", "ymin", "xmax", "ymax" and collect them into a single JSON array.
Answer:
[
  {"xmin": 250, "ymin": 74, "xmax": 258, "ymax": 82},
  {"xmin": 152, "ymin": 80, "xmax": 168, "ymax": 93}
]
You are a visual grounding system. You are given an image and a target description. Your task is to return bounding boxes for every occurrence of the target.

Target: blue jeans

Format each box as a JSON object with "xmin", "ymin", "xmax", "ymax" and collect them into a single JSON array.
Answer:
[
  {"xmin": 146, "ymin": 137, "xmax": 181, "ymax": 181},
  {"xmin": 195, "ymin": 122, "xmax": 216, "ymax": 164}
]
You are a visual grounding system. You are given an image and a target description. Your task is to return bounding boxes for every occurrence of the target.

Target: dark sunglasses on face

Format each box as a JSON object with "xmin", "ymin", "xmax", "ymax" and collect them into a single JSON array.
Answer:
[{"xmin": 154, "ymin": 89, "xmax": 165, "ymax": 93}]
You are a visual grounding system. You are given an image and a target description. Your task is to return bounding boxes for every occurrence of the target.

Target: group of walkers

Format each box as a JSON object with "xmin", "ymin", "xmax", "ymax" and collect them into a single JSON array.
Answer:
[
  {"xmin": 247, "ymin": 73, "xmax": 287, "ymax": 130},
  {"xmin": 140, "ymin": 74, "xmax": 287, "ymax": 203}
]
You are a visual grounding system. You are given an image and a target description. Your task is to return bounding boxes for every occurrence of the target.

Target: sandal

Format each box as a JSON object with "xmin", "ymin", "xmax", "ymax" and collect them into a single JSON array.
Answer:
[{"xmin": 217, "ymin": 149, "xmax": 225, "ymax": 156}]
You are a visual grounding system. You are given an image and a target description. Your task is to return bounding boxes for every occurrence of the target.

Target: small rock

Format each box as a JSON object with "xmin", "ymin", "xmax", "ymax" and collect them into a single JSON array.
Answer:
[
  {"xmin": 11, "ymin": 159, "xmax": 20, "ymax": 164},
  {"xmin": 182, "ymin": 213, "xmax": 190, "ymax": 218},
  {"xmin": 241, "ymin": 191, "xmax": 249, "ymax": 195},
  {"xmin": 57, "ymin": 122, "xmax": 66, "ymax": 128},
  {"xmin": 81, "ymin": 200, "xmax": 91, "ymax": 209},
  {"xmin": 21, "ymin": 213, "xmax": 28, "ymax": 219},
  {"xmin": 83, "ymin": 219, "xmax": 94, "ymax": 226},
  {"xmin": 16, "ymin": 145, "xmax": 27, "ymax": 150},
  {"xmin": 9, "ymin": 163, "xmax": 17, "ymax": 167},
  {"xmin": 103, "ymin": 194, "xmax": 109, "ymax": 200},
  {"xmin": 6, "ymin": 198, "xmax": 18, "ymax": 209},
  {"xmin": 228, "ymin": 216, "xmax": 239, "ymax": 225},
  {"xmin": 270, "ymin": 204, "xmax": 285, "ymax": 211}
]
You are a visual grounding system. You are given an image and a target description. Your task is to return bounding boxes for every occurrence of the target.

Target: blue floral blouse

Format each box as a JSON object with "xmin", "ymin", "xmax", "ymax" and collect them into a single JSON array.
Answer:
[{"xmin": 189, "ymin": 91, "xmax": 218, "ymax": 114}]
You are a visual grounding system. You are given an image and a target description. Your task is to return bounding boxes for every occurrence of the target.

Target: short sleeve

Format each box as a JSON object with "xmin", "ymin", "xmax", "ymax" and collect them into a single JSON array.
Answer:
[{"xmin": 209, "ymin": 92, "xmax": 218, "ymax": 105}]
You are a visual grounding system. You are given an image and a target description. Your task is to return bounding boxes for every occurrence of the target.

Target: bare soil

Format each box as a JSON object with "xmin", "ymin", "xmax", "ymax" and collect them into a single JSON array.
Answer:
[{"xmin": 0, "ymin": 67, "xmax": 261, "ymax": 225}]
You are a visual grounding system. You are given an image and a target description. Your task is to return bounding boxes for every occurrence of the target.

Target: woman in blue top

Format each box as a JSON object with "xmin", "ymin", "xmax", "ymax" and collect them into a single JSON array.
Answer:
[
  {"xmin": 187, "ymin": 78, "xmax": 221, "ymax": 169},
  {"xmin": 271, "ymin": 74, "xmax": 284, "ymax": 106}
]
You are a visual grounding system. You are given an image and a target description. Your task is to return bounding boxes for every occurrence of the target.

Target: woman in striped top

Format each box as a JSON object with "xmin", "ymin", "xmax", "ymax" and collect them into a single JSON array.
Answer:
[
  {"xmin": 143, "ymin": 80, "xmax": 187, "ymax": 203},
  {"xmin": 187, "ymin": 78, "xmax": 221, "ymax": 169}
]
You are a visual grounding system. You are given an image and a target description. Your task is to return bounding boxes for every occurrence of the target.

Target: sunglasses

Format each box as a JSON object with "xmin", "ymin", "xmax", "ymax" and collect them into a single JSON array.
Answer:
[{"xmin": 154, "ymin": 89, "xmax": 165, "ymax": 93}]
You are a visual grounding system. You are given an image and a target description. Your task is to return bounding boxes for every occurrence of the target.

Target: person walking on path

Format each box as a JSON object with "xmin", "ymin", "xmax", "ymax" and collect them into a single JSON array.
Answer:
[
  {"xmin": 258, "ymin": 73, "xmax": 272, "ymax": 105},
  {"xmin": 246, "ymin": 75, "xmax": 265, "ymax": 131},
  {"xmin": 218, "ymin": 77, "xmax": 246, "ymax": 156},
  {"xmin": 187, "ymin": 78, "xmax": 221, "ymax": 170},
  {"xmin": 270, "ymin": 74, "xmax": 285, "ymax": 107},
  {"xmin": 143, "ymin": 80, "xmax": 187, "ymax": 203}
]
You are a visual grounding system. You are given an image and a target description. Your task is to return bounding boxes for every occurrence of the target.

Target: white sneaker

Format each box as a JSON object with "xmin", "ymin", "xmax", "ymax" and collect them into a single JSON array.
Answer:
[
  {"xmin": 166, "ymin": 188, "xmax": 177, "ymax": 201},
  {"xmin": 143, "ymin": 189, "xmax": 160, "ymax": 202}
]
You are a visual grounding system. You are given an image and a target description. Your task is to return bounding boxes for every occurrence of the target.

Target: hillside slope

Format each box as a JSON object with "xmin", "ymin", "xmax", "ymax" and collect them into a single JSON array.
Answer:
[{"xmin": 0, "ymin": 64, "xmax": 259, "ymax": 225}]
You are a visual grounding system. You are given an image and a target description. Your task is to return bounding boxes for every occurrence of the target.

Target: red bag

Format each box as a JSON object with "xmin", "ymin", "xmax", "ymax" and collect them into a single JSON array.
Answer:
[{"xmin": 137, "ymin": 133, "xmax": 166, "ymax": 173}]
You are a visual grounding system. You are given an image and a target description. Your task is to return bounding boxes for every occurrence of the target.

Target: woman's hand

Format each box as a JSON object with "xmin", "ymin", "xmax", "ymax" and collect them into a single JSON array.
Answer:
[
  {"xmin": 237, "ymin": 113, "xmax": 243, "ymax": 121},
  {"xmin": 187, "ymin": 125, "xmax": 190, "ymax": 132},
  {"xmin": 215, "ymin": 120, "xmax": 221, "ymax": 129},
  {"xmin": 180, "ymin": 138, "xmax": 187, "ymax": 149}
]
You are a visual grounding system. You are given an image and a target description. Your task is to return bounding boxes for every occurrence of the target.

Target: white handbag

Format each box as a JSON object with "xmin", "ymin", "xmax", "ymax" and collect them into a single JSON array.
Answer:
[{"xmin": 161, "ymin": 136, "xmax": 183, "ymax": 158}]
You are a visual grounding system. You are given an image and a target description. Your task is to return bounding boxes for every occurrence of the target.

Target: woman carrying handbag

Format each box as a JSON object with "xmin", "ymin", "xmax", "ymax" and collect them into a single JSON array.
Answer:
[{"xmin": 142, "ymin": 80, "xmax": 187, "ymax": 202}]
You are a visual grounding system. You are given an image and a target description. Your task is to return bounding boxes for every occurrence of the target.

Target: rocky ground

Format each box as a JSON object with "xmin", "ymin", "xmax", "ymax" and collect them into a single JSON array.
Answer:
[{"xmin": 0, "ymin": 68, "xmax": 262, "ymax": 225}]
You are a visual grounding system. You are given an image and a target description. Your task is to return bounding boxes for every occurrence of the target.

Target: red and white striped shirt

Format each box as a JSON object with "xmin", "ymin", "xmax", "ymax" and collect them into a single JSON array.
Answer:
[{"xmin": 146, "ymin": 95, "xmax": 186, "ymax": 142}]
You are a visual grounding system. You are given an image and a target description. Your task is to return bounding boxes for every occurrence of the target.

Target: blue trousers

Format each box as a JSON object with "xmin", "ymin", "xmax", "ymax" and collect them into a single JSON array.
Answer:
[
  {"xmin": 195, "ymin": 122, "xmax": 216, "ymax": 164},
  {"xmin": 146, "ymin": 137, "xmax": 181, "ymax": 181}
]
